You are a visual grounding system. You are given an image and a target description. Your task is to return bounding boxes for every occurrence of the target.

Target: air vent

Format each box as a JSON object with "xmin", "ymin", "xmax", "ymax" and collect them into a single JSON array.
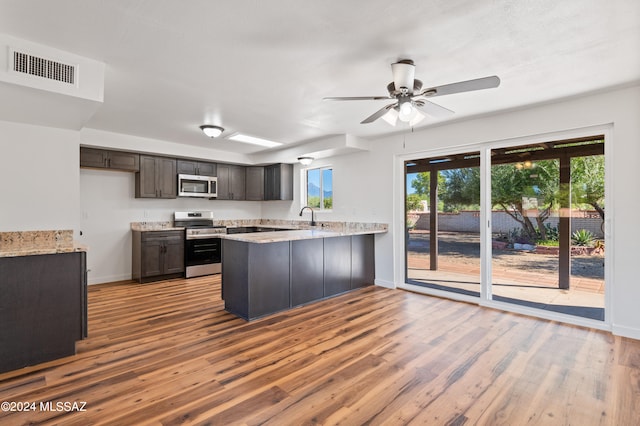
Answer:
[{"xmin": 13, "ymin": 51, "xmax": 75, "ymax": 85}]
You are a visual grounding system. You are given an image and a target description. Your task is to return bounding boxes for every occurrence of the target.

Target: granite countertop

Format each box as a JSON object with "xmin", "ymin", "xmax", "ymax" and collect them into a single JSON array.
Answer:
[
  {"xmin": 130, "ymin": 222, "xmax": 185, "ymax": 231},
  {"xmin": 131, "ymin": 219, "xmax": 388, "ymax": 237},
  {"xmin": 0, "ymin": 230, "xmax": 88, "ymax": 258},
  {"xmin": 219, "ymin": 227, "xmax": 386, "ymax": 244}
]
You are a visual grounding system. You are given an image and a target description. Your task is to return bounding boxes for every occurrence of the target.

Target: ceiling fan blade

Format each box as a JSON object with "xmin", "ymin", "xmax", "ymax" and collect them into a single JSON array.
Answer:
[
  {"xmin": 324, "ymin": 96, "xmax": 391, "ymax": 101},
  {"xmin": 421, "ymin": 75, "xmax": 500, "ymax": 97},
  {"xmin": 361, "ymin": 103, "xmax": 397, "ymax": 124},
  {"xmin": 414, "ymin": 100, "xmax": 454, "ymax": 118}
]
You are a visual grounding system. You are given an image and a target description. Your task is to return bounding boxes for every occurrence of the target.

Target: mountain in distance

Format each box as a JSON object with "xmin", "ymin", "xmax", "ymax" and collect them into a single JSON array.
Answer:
[{"xmin": 307, "ymin": 182, "xmax": 332, "ymax": 198}]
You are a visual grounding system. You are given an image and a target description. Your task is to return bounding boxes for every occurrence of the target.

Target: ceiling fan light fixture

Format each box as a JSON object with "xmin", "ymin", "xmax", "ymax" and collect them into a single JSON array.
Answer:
[
  {"xmin": 298, "ymin": 156, "xmax": 314, "ymax": 166},
  {"xmin": 398, "ymin": 102, "xmax": 418, "ymax": 122},
  {"xmin": 324, "ymin": 59, "xmax": 500, "ymax": 125},
  {"xmin": 200, "ymin": 125, "xmax": 224, "ymax": 138},
  {"xmin": 381, "ymin": 107, "xmax": 399, "ymax": 126}
]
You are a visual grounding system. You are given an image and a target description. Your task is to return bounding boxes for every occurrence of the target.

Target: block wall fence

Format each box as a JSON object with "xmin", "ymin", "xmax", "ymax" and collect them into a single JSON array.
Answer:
[{"xmin": 410, "ymin": 210, "xmax": 604, "ymax": 238}]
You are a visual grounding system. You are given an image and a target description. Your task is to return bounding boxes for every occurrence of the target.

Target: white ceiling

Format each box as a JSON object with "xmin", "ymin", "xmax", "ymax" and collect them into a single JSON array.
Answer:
[{"xmin": 0, "ymin": 0, "xmax": 638, "ymax": 155}]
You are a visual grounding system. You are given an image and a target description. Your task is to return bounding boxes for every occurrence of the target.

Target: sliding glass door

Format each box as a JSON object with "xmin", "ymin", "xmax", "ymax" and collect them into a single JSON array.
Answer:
[
  {"xmin": 405, "ymin": 151, "xmax": 481, "ymax": 297},
  {"xmin": 404, "ymin": 136, "xmax": 606, "ymax": 322},
  {"xmin": 489, "ymin": 139, "xmax": 605, "ymax": 320}
]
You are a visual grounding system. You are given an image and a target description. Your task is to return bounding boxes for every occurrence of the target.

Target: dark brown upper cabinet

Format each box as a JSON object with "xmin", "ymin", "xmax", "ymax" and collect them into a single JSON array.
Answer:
[
  {"xmin": 264, "ymin": 163, "xmax": 293, "ymax": 200},
  {"xmin": 245, "ymin": 166, "xmax": 265, "ymax": 201},
  {"xmin": 176, "ymin": 159, "xmax": 216, "ymax": 177},
  {"xmin": 135, "ymin": 155, "xmax": 177, "ymax": 199},
  {"xmin": 80, "ymin": 147, "xmax": 140, "ymax": 171},
  {"xmin": 217, "ymin": 164, "xmax": 246, "ymax": 200}
]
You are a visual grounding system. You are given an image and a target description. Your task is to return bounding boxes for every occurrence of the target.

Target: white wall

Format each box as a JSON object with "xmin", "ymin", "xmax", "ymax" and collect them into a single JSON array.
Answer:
[{"xmin": 0, "ymin": 120, "xmax": 80, "ymax": 232}]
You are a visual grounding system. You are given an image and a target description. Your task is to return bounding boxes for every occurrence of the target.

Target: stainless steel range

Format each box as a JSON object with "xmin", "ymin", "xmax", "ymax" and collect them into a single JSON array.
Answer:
[{"xmin": 174, "ymin": 211, "xmax": 225, "ymax": 278}]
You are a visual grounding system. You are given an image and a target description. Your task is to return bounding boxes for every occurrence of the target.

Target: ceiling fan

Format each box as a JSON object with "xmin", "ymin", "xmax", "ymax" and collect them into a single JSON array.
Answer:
[{"xmin": 324, "ymin": 59, "xmax": 500, "ymax": 126}]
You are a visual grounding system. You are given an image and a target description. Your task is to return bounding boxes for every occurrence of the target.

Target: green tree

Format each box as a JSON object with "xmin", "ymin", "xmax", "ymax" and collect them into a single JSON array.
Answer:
[
  {"xmin": 491, "ymin": 159, "xmax": 559, "ymax": 240},
  {"xmin": 571, "ymin": 155, "xmax": 604, "ymax": 220},
  {"xmin": 408, "ymin": 154, "xmax": 604, "ymax": 241},
  {"xmin": 324, "ymin": 196, "xmax": 333, "ymax": 209},
  {"xmin": 406, "ymin": 193, "xmax": 424, "ymax": 211},
  {"xmin": 440, "ymin": 168, "xmax": 480, "ymax": 211},
  {"xmin": 410, "ymin": 172, "xmax": 446, "ymax": 198}
]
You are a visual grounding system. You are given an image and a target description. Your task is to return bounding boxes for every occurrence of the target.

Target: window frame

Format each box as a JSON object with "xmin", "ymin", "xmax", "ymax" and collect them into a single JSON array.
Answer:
[{"xmin": 304, "ymin": 165, "xmax": 333, "ymax": 211}]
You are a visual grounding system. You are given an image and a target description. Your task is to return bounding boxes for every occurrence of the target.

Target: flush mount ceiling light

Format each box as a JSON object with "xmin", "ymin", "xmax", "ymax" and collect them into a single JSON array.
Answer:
[
  {"xmin": 228, "ymin": 133, "xmax": 282, "ymax": 148},
  {"xmin": 298, "ymin": 156, "xmax": 314, "ymax": 166},
  {"xmin": 200, "ymin": 125, "xmax": 224, "ymax": 138}
]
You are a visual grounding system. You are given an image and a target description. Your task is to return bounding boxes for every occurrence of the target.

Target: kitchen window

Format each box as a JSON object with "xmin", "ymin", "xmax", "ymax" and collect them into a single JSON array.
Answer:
[{"xmin": 306, "ymin": 166, "xmax": 333, "ymax": 210}]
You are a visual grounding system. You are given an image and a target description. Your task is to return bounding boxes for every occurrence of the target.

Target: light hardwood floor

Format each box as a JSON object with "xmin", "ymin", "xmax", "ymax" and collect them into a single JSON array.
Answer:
[{"xmin": 1, "ymin": 276, "xmax": 639, "ymax": 425}]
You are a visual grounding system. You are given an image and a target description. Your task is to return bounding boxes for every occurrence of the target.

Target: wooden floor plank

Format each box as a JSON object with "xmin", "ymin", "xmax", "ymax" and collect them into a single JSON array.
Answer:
[{"xmin": 0, "ymin": 275, "xmax": 638, "ymax": 425}]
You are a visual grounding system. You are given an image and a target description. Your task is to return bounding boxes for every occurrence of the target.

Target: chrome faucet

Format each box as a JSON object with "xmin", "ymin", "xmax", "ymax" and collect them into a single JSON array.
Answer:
[{"xmin": 299, "ymin": 206, "xmax": 317, "ymax": 226}]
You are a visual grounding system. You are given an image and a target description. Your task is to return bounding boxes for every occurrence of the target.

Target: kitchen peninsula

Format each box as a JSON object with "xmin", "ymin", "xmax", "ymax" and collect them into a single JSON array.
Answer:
[{"xmin": 219, "ymin": 225, "xmax": 386, "ymax": 320}]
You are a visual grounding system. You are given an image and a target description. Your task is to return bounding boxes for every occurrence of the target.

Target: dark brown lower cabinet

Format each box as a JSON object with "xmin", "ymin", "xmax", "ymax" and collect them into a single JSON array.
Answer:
[
  {"xmin": 0, "ymin": 251, "xmax": 87, "ymax": 374},
  {"xmin": 291, "ymin": 238, "xmax": 324, "ymax": 306},
  {"xmin": 222, "ymin": 234, "xmax": 375, "ymax": 320},
  {"xmin": 132, "ymin": 230, "xmax": 185, "ymax": 283},
  {"xmin": 351, "ymin": 234, "xmax": 375, "ymax": 289},
  {"xmin": 323, "ymin": 236, "xmax": 352, "ymax": 297}
]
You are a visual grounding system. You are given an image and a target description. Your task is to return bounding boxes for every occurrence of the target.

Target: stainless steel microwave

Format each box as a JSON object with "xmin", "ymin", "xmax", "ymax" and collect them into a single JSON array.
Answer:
[{"xmin": 178, "ymin": 174, "xmax": 217, "ymax": 198}]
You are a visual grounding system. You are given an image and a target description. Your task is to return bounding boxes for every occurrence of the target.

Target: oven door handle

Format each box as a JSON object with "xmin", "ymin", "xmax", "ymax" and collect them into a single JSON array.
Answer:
[{"xmin": 194, "ymin": 248, "xmax": 219, "ymax": 253}]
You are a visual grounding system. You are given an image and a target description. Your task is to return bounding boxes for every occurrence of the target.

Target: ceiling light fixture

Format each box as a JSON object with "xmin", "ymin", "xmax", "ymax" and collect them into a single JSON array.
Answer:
[
  {"xmin": 398, "ymin": 102, "xmax": 417, "ymax": 122},
  {"xmin": 298, "ymin": 156, "xmax": 314, "ymax": 166},
  {"xmin": 382, "ymin": 107, "xmax": 399, "ymax": 126},
  {"xmin": 200, "ymin": 125, "xmax": 224, "ymax": 138},
  {"xmin": 228, "ymin": 133, "xmax": 282, "ymax": 148}
]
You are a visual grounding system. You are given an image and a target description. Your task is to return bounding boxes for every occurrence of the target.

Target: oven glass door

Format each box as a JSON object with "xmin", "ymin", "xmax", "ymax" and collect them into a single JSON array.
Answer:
[{"xmin": 185, "ymin": 238, "xmax": 221, "ymax": 266}]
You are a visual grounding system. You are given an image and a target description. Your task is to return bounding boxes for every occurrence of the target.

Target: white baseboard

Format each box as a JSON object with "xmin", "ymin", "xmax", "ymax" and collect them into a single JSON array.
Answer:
[
  {"xmin": 612, "ymin": 324, "xmax": 640, "ymax": 340},
  {"xmin": 374, "ymin": 279, "xmax": 396, "ymax": 289}
]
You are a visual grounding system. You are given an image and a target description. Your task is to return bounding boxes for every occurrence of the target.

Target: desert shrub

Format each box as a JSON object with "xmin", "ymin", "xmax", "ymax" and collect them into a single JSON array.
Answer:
[
  {"xmin": 572, "ymin": 229, "xmax": 594, "ymax": 246},
  {"xmin": 539, "ymin": 223, "xmax": 559, "ymax": 241}
]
